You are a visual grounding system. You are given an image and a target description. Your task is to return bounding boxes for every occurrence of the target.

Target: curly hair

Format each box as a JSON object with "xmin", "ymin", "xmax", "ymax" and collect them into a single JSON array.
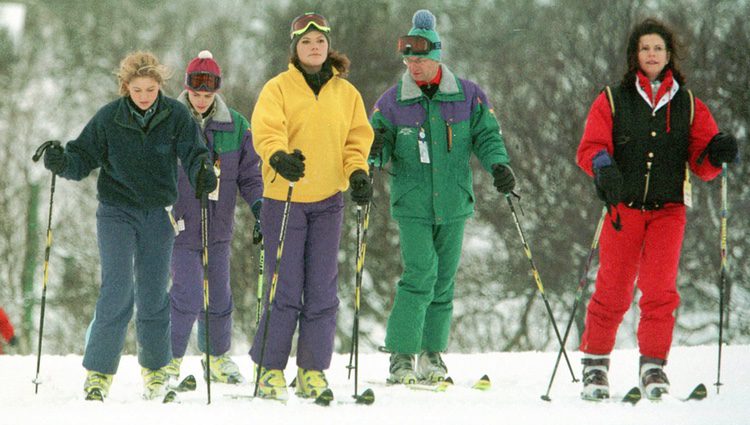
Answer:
[
  {"xmin": 116, "ymin": 51, "xmax": 173, "ymax": 96},
  {"xmin": 622, "ymin": 18, "xmax": 686, "ymax": 87}
]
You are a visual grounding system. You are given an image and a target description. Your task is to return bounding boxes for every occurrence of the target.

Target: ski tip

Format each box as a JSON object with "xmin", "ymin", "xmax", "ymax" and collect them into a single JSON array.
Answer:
[
  {"xmin": 162, "ymin": 390, "xmax": 177, "ymax": 404},
  {"xmin": 444, "ymin": 376, "xmax": 454, "ymax": 385},
  {"xmin": 354, "ymin": 388, "xmax": 375, "ymax": 405},
  {"xmin": 472, "ymin": 375, "xmax": 492, "ymax": 391},
  {"xmin": 622, "ymin": 386, "xmax": 641, "ymax": 405},
  {"xmin": 314, "ymin": 388, "xmax": 334, "ymax": 406},
  {"xmin": 289, "ymin": 377, "xmax": 297, "ymax": 388},
  {"xmin": 687, "ymin": 383, "xmax": 707, "ymax": 401}
]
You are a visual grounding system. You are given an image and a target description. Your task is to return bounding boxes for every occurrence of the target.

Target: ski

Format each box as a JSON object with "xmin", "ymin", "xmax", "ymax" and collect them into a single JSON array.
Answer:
[
  {"xmin": 372, "ymin": 375, "xmax": 490, "ymax": 393},
  {"xmin": 582, "ymin": 386, "xmax": 641, "ymax": 405},
  {"xmin": 170, "ymin": 374, "xmax": 197, "ymax": 392}
]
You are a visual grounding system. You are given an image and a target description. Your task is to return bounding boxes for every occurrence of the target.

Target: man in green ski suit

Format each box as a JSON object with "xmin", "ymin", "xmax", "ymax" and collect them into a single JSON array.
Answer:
[{"xmin": 369, "ymin": 9, "xmax": 516, "ymax": 384}]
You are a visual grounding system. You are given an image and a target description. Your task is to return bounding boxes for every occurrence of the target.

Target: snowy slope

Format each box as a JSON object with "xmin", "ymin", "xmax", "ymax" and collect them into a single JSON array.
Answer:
[{"xmin": 2, "ymin": 345, "xmax": 748, "ymax": 425}]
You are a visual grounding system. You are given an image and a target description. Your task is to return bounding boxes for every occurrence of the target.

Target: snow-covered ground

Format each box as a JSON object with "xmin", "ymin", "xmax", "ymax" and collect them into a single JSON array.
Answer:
[{"xmin": 2, "ymin": 345, "xmax": 748, "ymax": 425}]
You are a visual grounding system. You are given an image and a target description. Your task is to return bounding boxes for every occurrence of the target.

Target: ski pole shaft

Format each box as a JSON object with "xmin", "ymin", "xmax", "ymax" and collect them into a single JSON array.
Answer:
[
  {"xmin": 542, "ymin": 207, "xmax": 606, "ymax": 400},
  {"xmin": 200, "ymin": 177, "xmax": 211, "ymax": 404},
  {"xmin": 715, "ymin": 163, "xmax": 728, "ymax": 394},
  {"xmin": 256, "ymin": 243, "xmax": 264, "ymax": 326},
  {"xmin": 31, "ymin": 140, "xmax": 60, "ymax": 394},
  {"xmin": 505, "ymin": 194, "xmax": 577, "ymax": 382},
  {"xmin": 254, "ymin": 182, "xmax": 294, "ymax": 398},
  {"xmin": 347, "ymin": 206, "xmax": 363, "ymax": 380}
]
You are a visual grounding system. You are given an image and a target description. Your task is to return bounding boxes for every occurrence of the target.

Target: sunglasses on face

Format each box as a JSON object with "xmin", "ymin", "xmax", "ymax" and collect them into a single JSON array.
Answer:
[
  {"xmin": 185, "ymin": 72, "xmax": 221, "ymax": 92},
  {"xmin": 397, "ymin": 35, "xmax": 441, "ymax": 55},
  {"xmin": 290, "ymin": 13, "xmax": 331, "ymax": 39}
]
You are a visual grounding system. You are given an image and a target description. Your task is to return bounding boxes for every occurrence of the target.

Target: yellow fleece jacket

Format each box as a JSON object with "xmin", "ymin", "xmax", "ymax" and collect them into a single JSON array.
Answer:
[{"xmin": 251, "ymin": 63, "xmax": 374, "ymax": 202}]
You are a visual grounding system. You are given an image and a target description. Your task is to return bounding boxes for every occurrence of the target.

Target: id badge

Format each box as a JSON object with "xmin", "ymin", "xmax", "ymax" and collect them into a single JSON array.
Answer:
[
  {"xmin": 209, "ymin": 161, "xmax": 221, "ymax": 201},
  {"xmin": 418, "ymin": 127, "xmax": 430, "ymax": 164}
]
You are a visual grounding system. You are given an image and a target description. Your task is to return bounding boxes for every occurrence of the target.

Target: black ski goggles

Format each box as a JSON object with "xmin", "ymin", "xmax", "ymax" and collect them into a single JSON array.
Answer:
[
  {"xmin": 290, "ymin": 13, "xmax": 331, "ymax": 39},
  {"xmin": 397, "ymin": 35, "xmax": 441, "ymax": 55},
  {"xmin": 185, "ymin": 72, "xmax": 221, "ymax": 92}
]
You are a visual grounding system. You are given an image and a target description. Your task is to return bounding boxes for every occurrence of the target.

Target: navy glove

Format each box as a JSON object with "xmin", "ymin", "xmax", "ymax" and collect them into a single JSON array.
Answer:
[
  {"xmin": 195, "ymin": 162, "xmax": 218, "ymax": 199},
  {"xmin": 491, "ymin": 163, "xmax": 516, "ymax": 194},
  {"xmin": 269, "ymin": 150, "xmax": 305, "ymax": 182},
  {"xmin": 592, "ymin": 151, "xmax": 622, "ymax": 206},
  {"xmin": 349, "ymin": 169, "xmax": 372, "ymax": 206},
  {"xmin": 43, "ymin": 144, "xmax": 68, "ymax": 174},
  {"xmin": 251, "ymin": 200, "xmax": 262, "ymax": 245},
  {"xmin": 706, "ymin": 132, "xmax": 738, "ymax": 167},
  {"xmin": 370, "ymin": 128, "xmax": 387, "ymax": 159}
]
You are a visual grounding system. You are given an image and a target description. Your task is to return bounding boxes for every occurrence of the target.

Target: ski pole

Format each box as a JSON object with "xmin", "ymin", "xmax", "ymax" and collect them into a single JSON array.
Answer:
[
  {"xmin": 197, "ymin": 161, "xmax": 212, "ymax": 404},
  {"xmin": 714, "ymin": 163, "xmax": 728, "ymax": 394},
  {"xmin": 253, "ymin": 181, "xmax": 295, "ymax": 398},
  {"xmin": 347, "ymin": 201, "xmax": 371, "ymax": 394},
  {"xmin": 30, "ymin": 140, "xmax": 61, "ymax": 394},
  {"xmin": 505, "ymin": 192, "xmax": 577, "ymax": 382},
  {"xmin": 541, "ymin": 207, "xmax": 606, "ymax": 401},
  {"xmin": 346, "ymin": 206, "xmax": 363, "ymax": 381}
]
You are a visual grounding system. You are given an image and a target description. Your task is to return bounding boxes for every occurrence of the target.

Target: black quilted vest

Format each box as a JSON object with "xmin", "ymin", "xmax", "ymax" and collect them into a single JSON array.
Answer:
[{"xmin": 609, "ymin": 84, "xmax": 692, "ymax": 209}]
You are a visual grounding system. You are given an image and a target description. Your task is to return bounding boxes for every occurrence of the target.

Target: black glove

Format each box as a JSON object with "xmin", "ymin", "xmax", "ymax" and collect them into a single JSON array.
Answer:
[
  {"xmin": 43, "ymin": 144, "xmax": 68, "ymax": 174},
  {"xmin": 8, "ymin": 336, "xmax": 17, "ymax": 347},
  {"xmin": 491, "ymin": 163, "xmax": 516, "ymax": 194},
  {"xmin": 251, "ymin": 200, "xmax": 262, "ymax": 244},
  {"xmin": 269, "ymin": 150, "xmax": 305, "ymax": 182},
  {"xmin": 349, "ymin": 169, "xmax": 372, "ymax": 206},
  {"xmin": 195, "ymin": 162, "xmax": 218, "ymax": 198},
  {"xmin": 370, "ymin": 128, "xmax": 387, "ymax": 159},
  {"xmin": 594, "ymin": 165, "xmax": 623, "ymax": 206},
  {"xmin": 706, "ymin": 132, "xmax": 738, "ymax": 167}
]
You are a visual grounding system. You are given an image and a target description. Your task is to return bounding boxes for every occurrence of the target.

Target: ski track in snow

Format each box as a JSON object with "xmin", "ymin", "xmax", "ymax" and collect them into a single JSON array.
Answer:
[{"xmin": 2, "ymin": 345, "xmax": 748, "ymax": 425}]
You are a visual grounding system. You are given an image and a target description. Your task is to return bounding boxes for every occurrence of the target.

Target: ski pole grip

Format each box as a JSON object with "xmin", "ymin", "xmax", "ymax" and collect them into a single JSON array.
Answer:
[{"xmin": 32, "ymin": 140, "xmax": 61, "ymax": 162}]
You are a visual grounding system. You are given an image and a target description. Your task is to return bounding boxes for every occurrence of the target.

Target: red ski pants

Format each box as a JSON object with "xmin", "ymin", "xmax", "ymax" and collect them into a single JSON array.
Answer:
[{"xmin": 580, "ymin": 204, "xmax": 686, "ymax": 360}]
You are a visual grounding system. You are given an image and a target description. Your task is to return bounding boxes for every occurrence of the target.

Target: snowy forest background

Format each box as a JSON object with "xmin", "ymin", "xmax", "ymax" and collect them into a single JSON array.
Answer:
[{"xmin": 0, "ymin": 0, "xmax": 748, "ymax": 358}]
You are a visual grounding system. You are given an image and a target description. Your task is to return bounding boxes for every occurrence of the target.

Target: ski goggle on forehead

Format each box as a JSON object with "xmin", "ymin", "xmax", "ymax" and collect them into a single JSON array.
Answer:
[
  {"xmin": 290, "ymin": 13, "xmax": 331, "ymax": 39},
  {"xmin": 397, "ymin": 35, "xmax": 441, "ymax": 55},
  {"xmin": 185, "ymin": 72, "xmax": 221, "ymax": 92}
]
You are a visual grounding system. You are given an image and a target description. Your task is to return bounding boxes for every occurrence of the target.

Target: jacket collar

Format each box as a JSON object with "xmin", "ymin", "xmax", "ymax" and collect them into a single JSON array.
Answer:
[
  {"xmin": 114, "ymin": 91, "xmax": 172, "ymax": 132},
  {"xmin": 177, "ymin": 90, "xmax": 232, "ymax": 125},
  {"xmin": 398, "ymin": 64, "xmax": 461, "ymax": 103},
  {"xmin": 635, "ymin": 69, "xmax": 679, "ymax": 112}
]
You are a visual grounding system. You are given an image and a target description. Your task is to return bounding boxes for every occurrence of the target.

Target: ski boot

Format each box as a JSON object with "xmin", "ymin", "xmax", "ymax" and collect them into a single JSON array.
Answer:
[
  {"xmin": 640, "ymin": 356, "xmax": 669, "ymax": 400},
  {"xmin": 163, "ymin": 357, "xmax": 182, "ymax": 381},
  {"xmin": 388, "ymin": 353, "xmax": 419, "ymax": 384},
  {"xmin": 580, "ymin": 355, "xmax": 610, "ymax": 400},
  {"xmin": 83, "ymin": 370, "xmax": 113, "ymax": 401},
  {"xmin": 202, "ymin": 353, "xmax": 245, "ymax": 384},
  {"xmin": 295, "ymin": 368, "xmax": 331, "ymax": 399},
  {"xmin": 141, "ymin": 367, "xmax": 169, "ymax": 400},
  {"xmin": 257, "ymin": 367, "xmax": 288, "ymax": 401},
  {"xmin": 417, "ymin": 351, "xmax": 448, "ymax": 383}
]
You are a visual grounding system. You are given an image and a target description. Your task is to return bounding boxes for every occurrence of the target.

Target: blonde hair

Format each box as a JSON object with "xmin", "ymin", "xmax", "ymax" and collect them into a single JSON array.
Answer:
[{"xmin": 117, "ymin": 51, "xmax": 172, "ymax": 96}]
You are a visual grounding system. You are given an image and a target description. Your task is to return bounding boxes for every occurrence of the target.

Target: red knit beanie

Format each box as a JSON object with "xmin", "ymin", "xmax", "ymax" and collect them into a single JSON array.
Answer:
[{"xmin": 184, "ymin": 50, "xmax": 221, "ymax": 91}]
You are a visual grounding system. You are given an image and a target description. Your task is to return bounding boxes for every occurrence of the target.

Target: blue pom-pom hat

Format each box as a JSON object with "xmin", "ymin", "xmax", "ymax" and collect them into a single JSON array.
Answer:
[{"xmin": 406, "ymin": 9, "xmax": 441, "ymax": 62}]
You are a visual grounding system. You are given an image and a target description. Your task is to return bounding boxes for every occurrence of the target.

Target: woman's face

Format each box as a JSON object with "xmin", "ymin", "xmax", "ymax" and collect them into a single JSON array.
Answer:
[
  {"xmin": 187, "ymin": 90, "xmax": 216, "ymax": 114},
  {"xmin": 637, "ymin": 33, "xmax": 670, "ymax": 81},
  {"xmin": 296, "ymin": 30, "xmax": 328, "ymax": 71},
  {"xmin": 127, "ymin": 76, "xmax": 160, "ymax": 110}
]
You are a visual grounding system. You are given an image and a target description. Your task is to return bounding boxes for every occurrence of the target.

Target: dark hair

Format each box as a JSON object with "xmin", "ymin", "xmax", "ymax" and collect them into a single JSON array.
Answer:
[
  {"xmin": 290, "ymin": 49, "xmax": 351, "ymax": 77},
  {"xmin": 622, "ymin": 18, "xmax": 685, "ymax": 86}
]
